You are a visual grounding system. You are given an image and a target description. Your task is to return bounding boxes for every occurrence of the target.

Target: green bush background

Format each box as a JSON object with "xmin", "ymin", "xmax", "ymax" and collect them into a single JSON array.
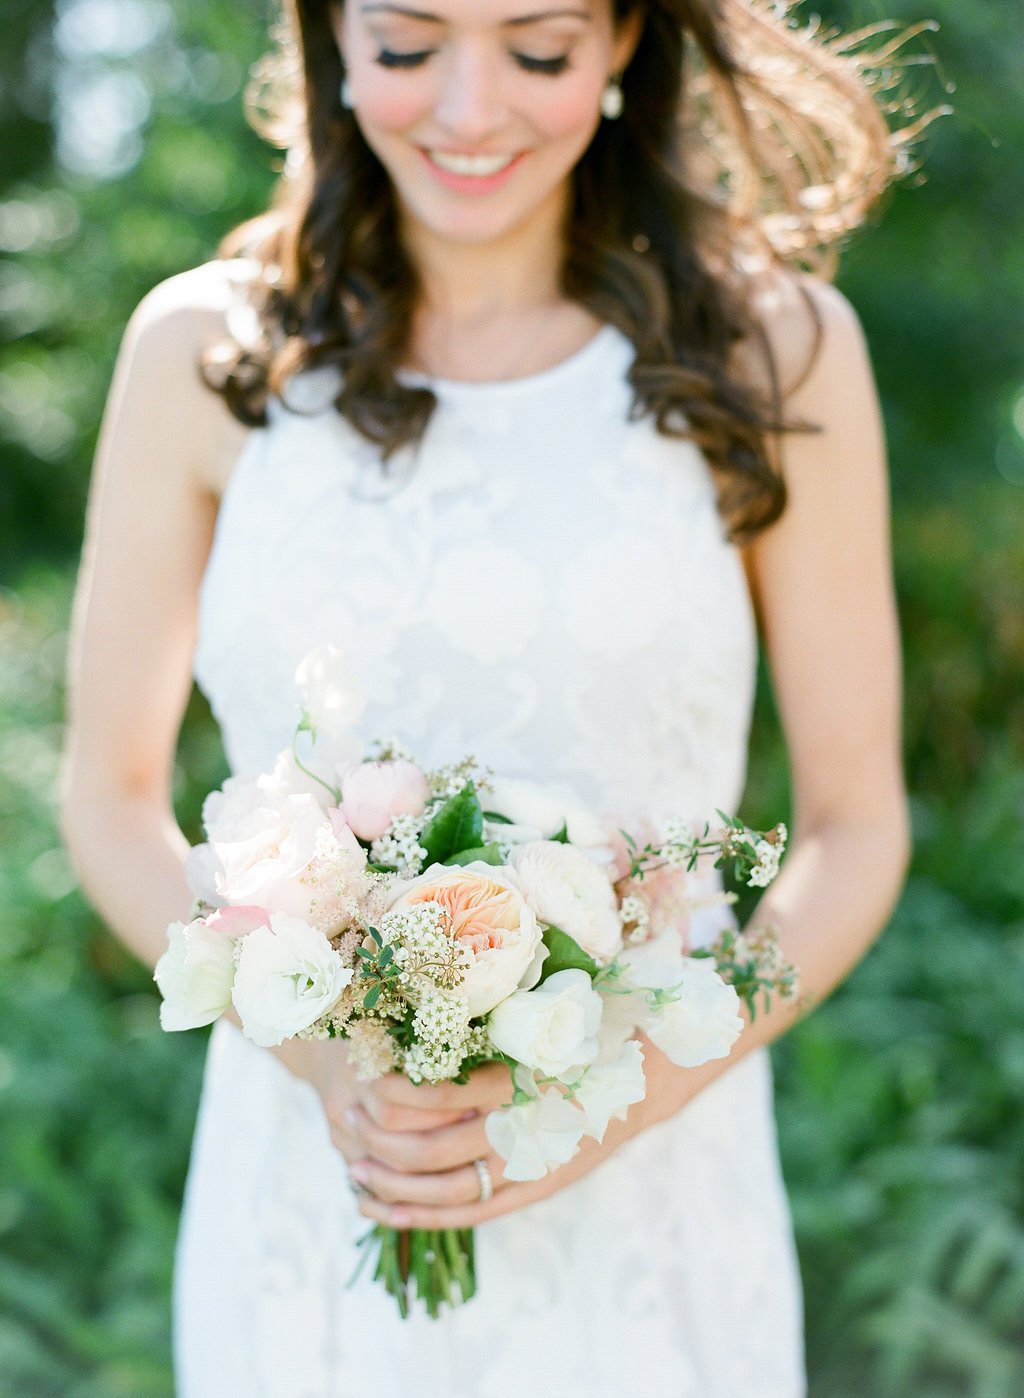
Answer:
[{"xmin": 1, "ymin": 1, "xmax": 1022, "ymax": 1393}]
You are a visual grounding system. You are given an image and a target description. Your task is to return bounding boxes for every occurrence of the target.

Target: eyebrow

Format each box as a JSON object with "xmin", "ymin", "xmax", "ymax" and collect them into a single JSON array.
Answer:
[{"xmin": 360, "ymin": 5, "xmax": 592, "ymax": 24}]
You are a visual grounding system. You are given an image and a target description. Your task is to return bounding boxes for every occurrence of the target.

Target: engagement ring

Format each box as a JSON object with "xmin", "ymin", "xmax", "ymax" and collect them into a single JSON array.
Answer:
[{"xmin": 473, "ymin": 1157, "xmax": 493, "ymax": 1203}]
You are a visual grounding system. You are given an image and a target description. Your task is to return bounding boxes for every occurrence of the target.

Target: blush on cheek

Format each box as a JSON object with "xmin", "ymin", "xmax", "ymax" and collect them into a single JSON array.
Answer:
[
  {"xmin": 357, "ymin": 89, "xmax": 433, "ymax": 135},
  {"xmin": 529, "ymin": 83, "xmax": 603, "ymax": 142}
]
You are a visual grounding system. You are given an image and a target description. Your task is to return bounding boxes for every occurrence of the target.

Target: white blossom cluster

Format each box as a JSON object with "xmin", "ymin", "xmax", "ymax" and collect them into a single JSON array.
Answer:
[
  {"xmin": 728, "ymin": 926, "xmax": 800, "ymax": 1001},
  {"xmin": 378, "ymin": 901, "xmax": 469, "ymax": 992},
  {"xmin": 402, "ymin": 987, "xmax": 473, "ymax": 1083},
  {"xmin": 427, "ymin": 755, "xmax": 493, "ymax": 801},
  {"xmin": 370, "ymin": 812, "xmax": 428, "ymax": 878},
  {"xmin": 366, "ymin": 735, "xmax": 416, "ymax": 763},
  {"xmin": 618, "ymin": 893, "xmax": 651, "ymax": 945},
  {"xmin": 659, "ymin": 816, "xmax": 694, "ymax": 869},
  {"xmin": 747, "ymin": 825, "xmax": 788, "ymax": 888}
]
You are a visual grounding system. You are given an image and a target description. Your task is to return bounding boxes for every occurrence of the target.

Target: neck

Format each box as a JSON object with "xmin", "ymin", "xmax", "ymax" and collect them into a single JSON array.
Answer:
[{"xmin": 399, "ymin": 182, "xmax": 571, "ymax": 330}]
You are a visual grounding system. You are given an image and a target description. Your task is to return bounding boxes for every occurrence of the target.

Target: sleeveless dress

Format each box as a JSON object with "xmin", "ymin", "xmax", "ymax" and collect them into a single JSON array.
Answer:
[{"xmin": 179, "ymin": 295, "xmax": 806, "ymax": 1397}]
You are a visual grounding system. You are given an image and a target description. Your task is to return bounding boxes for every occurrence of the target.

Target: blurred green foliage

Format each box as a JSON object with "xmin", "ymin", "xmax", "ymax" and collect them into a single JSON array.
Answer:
[{"xmin": 0, "ymin": 0, "xmax": 1021, "ymax": 1393}]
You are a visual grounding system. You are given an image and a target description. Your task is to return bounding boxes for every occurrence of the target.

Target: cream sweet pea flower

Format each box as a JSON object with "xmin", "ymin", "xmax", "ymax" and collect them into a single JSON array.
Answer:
[
  {"xmin": 574, "ymin": 1039, "xmax": 647, "ymax": 1143},
  {"xmin": 483, "ymin": 776, "xmax": 611, "ymax": 849},
  {"xmin": 294, "ymin": 643, "xmax": 366, "ymax": 737},
  {"xmin": 487, "ymin": 968, "xmax": 603, "ymax": 1079},
  {"xmin": 154, "ymin": 917, "xmax": 237, "ymax": 1031},
  {"xmin": 510, "ymin": 841, "xmax": 622, "ymax": 962},
  {"xmin": 484, "ymin": 1088, "xmax": 587, "ymax": 1181},
  {"xmin": 231, "ymin": 912, "xmax": 353, "ymax": 1047},
  {"xmin": 642, "ymin": 958, "xmax": 743, "ymax": 1067}
]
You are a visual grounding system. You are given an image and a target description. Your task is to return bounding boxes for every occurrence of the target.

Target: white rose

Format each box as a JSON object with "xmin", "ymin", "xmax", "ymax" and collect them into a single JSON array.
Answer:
[
  {"xmin": 509, "ymin": 841, "xmax": 622, "ymax": 962},
  {"xmin": 574, "ymin": 1039, "xmax": 647, "ymax": 1143},
  {"xmin": 642, "ymin": 958, "xmax": 744, "ymax": 1068},
  {"xmin": 487, "ymin": 968, "xmax": 603, "ymax": 1079},
  {"xmin": 205, "ymin": 783, "xmax": 329, "ymax": 919},
  {"xmin": 484, "ymin": 1088, "xmax": 587, "ymax": 1181},
  {"xmin": 483, "ymin": 776, "xmax": 610, "ymax": 848},
  {"xmin": 386, "ymin": 863, "xmax": 541, "ymax": 1017},
  {"xmin": 154, "ymin": 918, "xmax": 237, "ymax": 1031},
  {"xmin": 231, "ymin": 912, "xmax": 353, "ymax": 1047},
  {"xmin": 294, "ymin": 642, "xmax": 366, "ymax": 737}
]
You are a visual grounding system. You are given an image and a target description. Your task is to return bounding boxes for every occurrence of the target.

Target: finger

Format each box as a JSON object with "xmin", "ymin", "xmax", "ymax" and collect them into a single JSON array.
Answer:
[
  {"xmin": 356, "ymin": 1089, "xmax": 473, "ymax": 1134},
  {"xmin": 347, "ymin": 1103, "xmax": 490, "ymax": 1174},
  {"xmin": 367, "ymin": 1062, "xmax": 513, "ymax": 1113},
  {"xmin": 348, "ymin": 1152, "xmax": 505, "ymax": 1207},
  {"xmin": 356, "ymin": 1175, "xmax": 543, "ymax": 1230}
]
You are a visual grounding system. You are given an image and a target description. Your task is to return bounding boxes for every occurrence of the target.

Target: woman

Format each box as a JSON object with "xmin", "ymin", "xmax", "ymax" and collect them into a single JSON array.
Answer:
[{"xmin": 61, "ymin": 0, "xmax": 914, "ymax": 1393}]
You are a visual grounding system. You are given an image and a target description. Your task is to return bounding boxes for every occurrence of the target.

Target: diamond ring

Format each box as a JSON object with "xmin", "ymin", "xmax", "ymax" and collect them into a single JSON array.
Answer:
[{"xmin": 473, "ymin": 1157, "xmax": 493, "ymax": 1203}]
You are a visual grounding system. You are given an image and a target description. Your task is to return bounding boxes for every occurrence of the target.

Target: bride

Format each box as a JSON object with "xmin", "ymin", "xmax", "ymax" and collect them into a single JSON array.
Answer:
[{"xmin": 61, "ymin": 0, "xmax": 912, "ymax": 1393}]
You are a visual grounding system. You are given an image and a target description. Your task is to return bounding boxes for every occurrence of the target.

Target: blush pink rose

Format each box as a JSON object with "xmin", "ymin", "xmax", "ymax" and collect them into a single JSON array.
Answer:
[{"xmin": 339, "ymin": 760, "xmax": 430, "ymax": 842}]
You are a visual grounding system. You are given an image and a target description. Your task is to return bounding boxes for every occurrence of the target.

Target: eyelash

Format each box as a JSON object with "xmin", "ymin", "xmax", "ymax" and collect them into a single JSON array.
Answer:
[{"xmin": 374, "ymin": 48, "xmax": 571, "ymax": 76}]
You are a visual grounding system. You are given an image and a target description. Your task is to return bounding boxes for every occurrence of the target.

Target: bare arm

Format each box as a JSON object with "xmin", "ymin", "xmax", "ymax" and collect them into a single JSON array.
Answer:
[{"xmin": 60, "ymin": 264, "xmax": 247, "ymax": 969}]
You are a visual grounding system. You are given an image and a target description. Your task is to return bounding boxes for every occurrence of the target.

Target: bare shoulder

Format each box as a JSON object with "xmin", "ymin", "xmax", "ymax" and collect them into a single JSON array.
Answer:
[
  {"xmin": 120, "ymin": 257, "xmax": 259, "ymax": 498},
  {"xmin": 741, "ymin": 265, "xmax": 872, "ymax": 409}
]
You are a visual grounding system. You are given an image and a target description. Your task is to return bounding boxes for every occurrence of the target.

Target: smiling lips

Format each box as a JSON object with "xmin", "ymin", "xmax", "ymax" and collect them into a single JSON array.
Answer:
[{"xmin": 426, "ymin": 149, "xmax": 519, "ymax": 175}]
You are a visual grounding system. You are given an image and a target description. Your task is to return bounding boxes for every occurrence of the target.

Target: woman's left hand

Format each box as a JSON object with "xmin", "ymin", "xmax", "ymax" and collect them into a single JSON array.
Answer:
[{"xmin": 345, "ymin": 1033, "xmax": 688, "ymax": 1230}]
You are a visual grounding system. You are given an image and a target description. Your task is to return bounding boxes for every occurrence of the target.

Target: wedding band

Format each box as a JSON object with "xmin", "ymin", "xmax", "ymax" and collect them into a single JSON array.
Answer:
[
  {"xmin": 348, "ymin": 1176, "xmax": 373, "ymax": 1199},
  {"xmin": 473, "ymin": 1157, "xmax": 493, "ymax": 1203}
]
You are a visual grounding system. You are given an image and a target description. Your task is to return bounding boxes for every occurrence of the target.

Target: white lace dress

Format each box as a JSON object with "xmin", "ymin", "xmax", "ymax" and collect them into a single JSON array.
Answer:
[{"xmin": 179, "ymin": 308, "xmax": 806, "ymax": 1397}]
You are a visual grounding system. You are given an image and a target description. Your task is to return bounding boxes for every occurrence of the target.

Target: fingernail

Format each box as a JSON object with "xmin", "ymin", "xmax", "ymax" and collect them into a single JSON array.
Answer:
[
  {"xmin": 348, "ymin": 1160, "xmax": 370, "ymax": 1184},
  {"xmin": 344, "ymin": 1108, "xmax": 359, "ymax": 1128}
]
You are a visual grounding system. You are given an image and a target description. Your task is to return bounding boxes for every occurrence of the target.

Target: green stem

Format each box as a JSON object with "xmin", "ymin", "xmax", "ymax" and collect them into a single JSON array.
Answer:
[{"xmin": 290, "ymin": 729, "xmax": 342, "ymax": 804}]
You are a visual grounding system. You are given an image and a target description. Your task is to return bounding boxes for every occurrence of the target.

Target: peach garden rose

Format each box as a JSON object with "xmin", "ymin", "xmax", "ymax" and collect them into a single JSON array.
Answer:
[{"xmin": 387, "ymin": 863, "xmax": 542, "ymax": 1017}]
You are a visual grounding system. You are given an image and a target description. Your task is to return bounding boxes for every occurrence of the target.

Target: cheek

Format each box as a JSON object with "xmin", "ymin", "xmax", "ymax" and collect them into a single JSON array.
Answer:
[
  {"xmin": 526, "ymin": 80, "xmax": 604, "ymax": 143},
  {"xmin": 357, "ymin": 82, "xmax": 433, "ymax": 134}
]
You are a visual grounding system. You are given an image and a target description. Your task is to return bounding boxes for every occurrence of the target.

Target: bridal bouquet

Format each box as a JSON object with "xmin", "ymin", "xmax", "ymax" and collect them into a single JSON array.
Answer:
[{"xmin": 156, "ymin": 645, "xmax": 798, "ymax": 1317}]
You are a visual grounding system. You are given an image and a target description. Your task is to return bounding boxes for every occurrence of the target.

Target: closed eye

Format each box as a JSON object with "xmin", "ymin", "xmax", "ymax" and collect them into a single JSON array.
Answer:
[{"xmin": 374, "ymin": 48, "xmax": 571, "ymax": 75}]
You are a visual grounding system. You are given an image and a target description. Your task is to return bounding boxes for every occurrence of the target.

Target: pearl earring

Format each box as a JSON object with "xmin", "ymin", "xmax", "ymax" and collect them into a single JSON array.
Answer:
[
  {"xmin": 340, "ymin": 76, "xmax": 355, "ymax": 110},
  {"xmin": 600, "ymin": 75, "xmax": 623, "ymax": 120}
]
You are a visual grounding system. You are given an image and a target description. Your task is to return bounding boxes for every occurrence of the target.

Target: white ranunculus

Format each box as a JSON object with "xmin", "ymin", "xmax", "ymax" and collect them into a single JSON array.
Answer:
[
  {"xmin": 642, "ymin": 958, "xmax": 744, "ymax": 1068},
  {"xmin": 294, "ymin": 643, "xmax": 366, "ymax": 737},
  {"xmin": 386, "ymin": 863, "xmax": 542, "ymax": 1017},
  {"xmin": 485, "ymin": 1088, "xmax": 587, "ymax": 1181},
  {"xmin": 575, "ymin": 1039, "xmax": 647, "ymax": 1143},
  {"xmin": 487, "ymin": 968, "xmax": 603, "ymax": 1079},
  {"xmin": 483, "ymin": 776, "xmax": 610, "ymax": 849},
  {"xmin": 510, "ymin": 840, "xmax": 623, "ymax": 962},
  {"xmin": 154, "ymin": 917, "xmax": 237, "ymax": 1031},
  {"xmin": 205, "ymin": 782, "xmax": 330, "ymax": 919},
  {"xmin": 231, "ymin": 912, "xmax": 353, "ymax": 1047}
]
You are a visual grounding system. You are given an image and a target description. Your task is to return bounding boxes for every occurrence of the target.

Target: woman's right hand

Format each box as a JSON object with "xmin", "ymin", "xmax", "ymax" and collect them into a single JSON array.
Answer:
[{"xmin": 270, "ymin": 1037, "xmax": 472, "ymax": 1176}]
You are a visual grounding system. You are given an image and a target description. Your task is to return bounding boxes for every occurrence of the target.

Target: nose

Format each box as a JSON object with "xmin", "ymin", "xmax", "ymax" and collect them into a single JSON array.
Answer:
[{"xmin": 432, "ymin": 41, "xmax": 508, "ymax": 143}]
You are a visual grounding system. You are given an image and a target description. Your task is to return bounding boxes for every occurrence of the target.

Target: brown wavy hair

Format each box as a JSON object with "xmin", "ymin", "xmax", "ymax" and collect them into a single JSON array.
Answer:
[{"xmin": 202, "ymin": 0, "xmax": 940, "ymax": 540}]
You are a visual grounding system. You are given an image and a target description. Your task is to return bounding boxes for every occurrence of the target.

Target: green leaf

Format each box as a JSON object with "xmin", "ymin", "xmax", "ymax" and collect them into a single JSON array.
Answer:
[
  {"xmin": 443, "ymin": 843, "xmax": 505, "ymax": 867},
  {"xmin": 481, "ymin": 810, "xmax": 514, "ymax": 824},
  {"xmin": 363, "ymin": 984, "xmax": 381, "ymax": 1009},
  {"xmin": 550, "ymin": 822, "xmax": 570, "ymax": 843},
  {"xmin": 539, "ymin": 924, "xmax": 599, "ymax": 981},
  {"xmin": 419, "ymin": 783, "xmax": 484, "ymax": 865}
]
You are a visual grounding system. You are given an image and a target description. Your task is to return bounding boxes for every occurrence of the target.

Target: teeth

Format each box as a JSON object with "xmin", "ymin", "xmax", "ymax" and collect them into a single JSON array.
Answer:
[{"xmin": 428, "ymin": 150, "xmax": 516, "ymax": 176}]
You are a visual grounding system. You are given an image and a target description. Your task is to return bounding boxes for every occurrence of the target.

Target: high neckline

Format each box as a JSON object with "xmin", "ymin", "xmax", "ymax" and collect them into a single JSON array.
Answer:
[{"xmin": 395, "ymin": 322, "xmax": 626, "ymax": 400}]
